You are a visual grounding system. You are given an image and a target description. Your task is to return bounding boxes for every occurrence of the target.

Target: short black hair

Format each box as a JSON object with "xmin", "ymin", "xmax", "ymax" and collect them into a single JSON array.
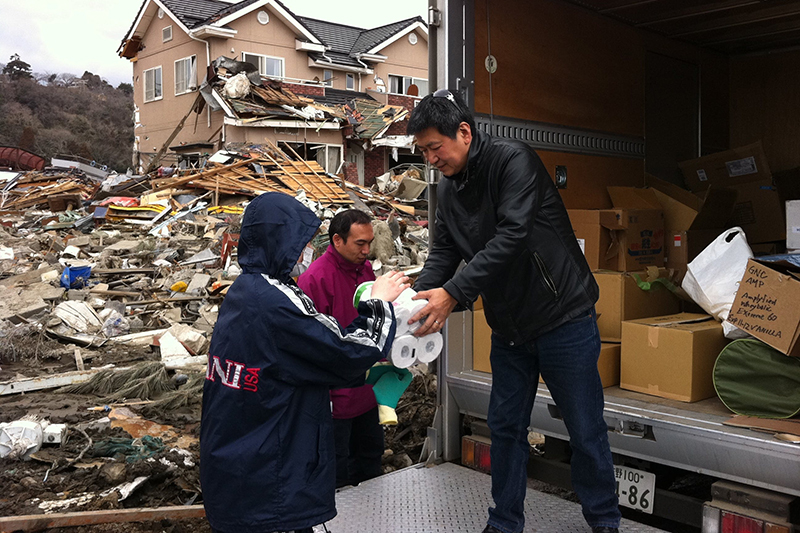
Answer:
[
  {"xmin": 329, "ymin": 209, "xmax": 372, "ymax": 241},
  {"xmin": 406, "ymin": 90, "xmax": 476, "ymax": 139}
]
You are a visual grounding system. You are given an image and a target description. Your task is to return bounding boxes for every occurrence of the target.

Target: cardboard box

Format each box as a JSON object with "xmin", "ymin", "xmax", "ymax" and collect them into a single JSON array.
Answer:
[
  {"xmin": 788, "ymin": 200, "xmax": 800, "ymax": 250},
  {"xmin": 646, "ymin": 175, "xmax": 737, "ymax": 279},
  {"xmin": 597, "ymin": 343, "xmax": 621, "ymax": 388},
  {"xmin": 727, "ymin": 258, "xmax": 800, "ymax": 356},
  {"xmin": 620, "ymin": 313, "xmax": 729, "ymax": 402},
  {"xmin": 680, "ymin": 142, "xmax": 771, "ymax": 191},
  {"xmin": 473, "ymin": 308, "xmax": 492, "ymax": 373},
  {"xmin": 568, "ymin": 209, "xmax": 615, "ymax": 271},
  {"xmin": 568, "ymin": 187, "xmax": 665, "ymax": 272},
  {"xmin": 678, "ymin": 143, "xmax": 784, "ymax": 244},
  {"xmin": 595, "ymin": 269, "xmax": 681, "ymax": 342}
]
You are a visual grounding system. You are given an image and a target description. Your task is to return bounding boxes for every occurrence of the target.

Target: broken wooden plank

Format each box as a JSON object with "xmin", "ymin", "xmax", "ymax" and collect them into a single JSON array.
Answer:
[
  {"xmin": 148, "ymin": 157, "xmax": 258, "ymax": 194},
  {"xmin": 0, "ymin": 368, "xmax": 108, "ymax": 396},
  {"xmin": 0, "ymin": 505, "xmax": 206, "ymax": 532}
]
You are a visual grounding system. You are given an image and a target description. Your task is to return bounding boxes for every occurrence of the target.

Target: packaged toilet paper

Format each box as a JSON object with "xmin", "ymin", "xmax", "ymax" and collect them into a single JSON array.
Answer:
[{"xmin": 353, "ymin": 283, "xmax": 429, "ymax": 335}]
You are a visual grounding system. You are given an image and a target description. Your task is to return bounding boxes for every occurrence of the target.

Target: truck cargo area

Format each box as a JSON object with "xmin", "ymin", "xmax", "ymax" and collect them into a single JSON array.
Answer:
[{"xmin": 330, "ymin": 462, "xmax": 668, "ymax": 532}]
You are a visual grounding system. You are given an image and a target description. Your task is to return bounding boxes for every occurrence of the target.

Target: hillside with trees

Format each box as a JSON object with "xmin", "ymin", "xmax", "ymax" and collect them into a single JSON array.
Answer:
[{"xmin": 0, "ymin": 54, "xmax": 134, "ymax": 173}]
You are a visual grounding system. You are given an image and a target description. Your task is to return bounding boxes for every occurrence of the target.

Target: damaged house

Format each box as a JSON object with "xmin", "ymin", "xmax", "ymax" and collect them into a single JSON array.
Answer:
[{"xmin": 119, "ymin": 0, "xmax": 428, "ymax": 185}]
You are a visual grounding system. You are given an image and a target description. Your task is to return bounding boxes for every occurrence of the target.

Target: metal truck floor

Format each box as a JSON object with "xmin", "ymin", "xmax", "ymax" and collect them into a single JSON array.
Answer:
[{"xmin": 329, "ymin": 462, "xmax": 666, "ymax": 532}]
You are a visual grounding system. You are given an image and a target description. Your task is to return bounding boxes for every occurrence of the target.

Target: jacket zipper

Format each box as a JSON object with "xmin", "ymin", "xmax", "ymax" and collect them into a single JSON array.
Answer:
[{"xmin": 534, "ymin": 252, "xmax": 559, "ymax": 299}]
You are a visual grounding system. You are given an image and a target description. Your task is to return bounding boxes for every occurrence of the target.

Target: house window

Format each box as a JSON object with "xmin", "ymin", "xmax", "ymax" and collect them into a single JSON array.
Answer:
[
  {"xmin": 323, "ymin": 69, "xmax": 333, "ymax": 87},
  {"xmin": 242, "ymin": 52, "xmax": 284, "ymax": 78},
  {"xmin": 174, "ymin": 56, "xmax": 197, "ymax": 95},
  {"xmin": 346, "ymin": 73, "xmax": 355, "ymax": 91},
  {"xmin": 314, "ymin": 145, "xmax": 342, "ymax": 174},
  {"xmin": 143, "ymin": 66, "xmax": 162, "ymax": 103},
  {"xmin": 389, "ymin": 75, "xmax": 428, "ymax": 96},
  {"xmin": 162, "ymin": 26, "xmax": 172, "ymax": 42}
]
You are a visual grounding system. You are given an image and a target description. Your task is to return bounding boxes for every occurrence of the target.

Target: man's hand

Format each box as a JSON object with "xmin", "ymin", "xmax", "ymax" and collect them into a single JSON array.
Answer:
[
  {"xmin": 409, "ymin": 288, "xmax": 458, "ymax": 337},
  {"xmin": 370, "ymin": 271, "xmax": 411, "ymax": 302}
]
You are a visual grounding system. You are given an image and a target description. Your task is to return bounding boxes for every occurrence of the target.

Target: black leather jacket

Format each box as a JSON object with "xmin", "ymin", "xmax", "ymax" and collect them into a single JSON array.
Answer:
[{"xmin": 415, "ymin": 130, "xmax": 598, "ymax": 345}]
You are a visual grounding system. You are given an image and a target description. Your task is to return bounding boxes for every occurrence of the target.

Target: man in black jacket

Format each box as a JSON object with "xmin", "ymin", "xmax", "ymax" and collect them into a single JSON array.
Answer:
[{"xmin": 407, "ymin": 90, "xmax": 621, "ymax": 533}]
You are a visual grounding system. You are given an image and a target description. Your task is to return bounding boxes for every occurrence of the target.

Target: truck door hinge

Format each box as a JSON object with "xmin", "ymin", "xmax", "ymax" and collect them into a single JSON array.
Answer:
[{"xmin": 428, "ymin": 7, "xmax": 442, "ymax": 27}]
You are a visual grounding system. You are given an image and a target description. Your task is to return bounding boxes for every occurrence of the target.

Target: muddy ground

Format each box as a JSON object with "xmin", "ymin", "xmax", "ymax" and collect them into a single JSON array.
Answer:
[{"xmin": 0, "ymin": 329, "xmax": 436, "ymax": 533}]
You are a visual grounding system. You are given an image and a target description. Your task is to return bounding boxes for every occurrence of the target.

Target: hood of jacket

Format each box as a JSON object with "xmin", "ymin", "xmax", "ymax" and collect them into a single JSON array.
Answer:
[{"xmin": 237, "ymin": 192, "xmax": 321, "ymax": 280}]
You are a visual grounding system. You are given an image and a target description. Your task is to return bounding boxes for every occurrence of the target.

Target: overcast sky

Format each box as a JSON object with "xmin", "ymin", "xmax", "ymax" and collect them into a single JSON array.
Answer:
[{"xmin": 0, "ymin": 0, "xmax": 428, "ymax": 87}]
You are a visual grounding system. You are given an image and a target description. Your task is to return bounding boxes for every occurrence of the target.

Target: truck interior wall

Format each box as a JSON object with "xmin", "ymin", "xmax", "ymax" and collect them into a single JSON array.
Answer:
[
  {"xmin": 730, "ymin": 49, "xmax": 800, "ymax": 174},
  {"xmin": 472, "ymin": 0, "xmax": 730, "ymax": 207}
]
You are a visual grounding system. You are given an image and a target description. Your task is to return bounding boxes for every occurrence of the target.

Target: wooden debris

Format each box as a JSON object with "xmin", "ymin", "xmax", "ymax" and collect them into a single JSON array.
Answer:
[
  {"xmin": 147, "ymin": 144, "xmax": 351, "ymax": 205},
  {"xmin": 0, "ymin": 368, "xmax": 111, "ymax": 396},
  {"xmin": 0, "ymin": 505, "xmax": 205, "ymax": 532}
]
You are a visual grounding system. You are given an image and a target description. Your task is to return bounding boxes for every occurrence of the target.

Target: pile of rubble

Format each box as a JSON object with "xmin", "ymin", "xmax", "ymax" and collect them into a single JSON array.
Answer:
[
  {"xmin": 201, "ymin": 56, "xmax": 409, "ymax": 147},
  {"xmin": 0, "ymin": 141, "xmax": 433, "ymax": 530}
]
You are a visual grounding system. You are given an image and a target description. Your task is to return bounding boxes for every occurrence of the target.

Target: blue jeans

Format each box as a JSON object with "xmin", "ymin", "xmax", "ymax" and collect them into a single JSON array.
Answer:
[{"xmin": 486, "ymin": 308, "xmax": 620, "ymax": 532}]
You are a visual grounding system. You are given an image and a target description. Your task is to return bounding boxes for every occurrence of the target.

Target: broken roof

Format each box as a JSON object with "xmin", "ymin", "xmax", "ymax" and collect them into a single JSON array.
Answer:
[{"xmin": 202, "ymin": 58, "xmax": 408, "ymax": 142}]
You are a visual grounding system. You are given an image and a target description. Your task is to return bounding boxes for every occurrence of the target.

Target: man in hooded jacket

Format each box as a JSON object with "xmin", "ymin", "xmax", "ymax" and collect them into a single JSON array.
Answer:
[{"xmin": 200, "ymin": 192, "xmax": 407, "ymax": 533}]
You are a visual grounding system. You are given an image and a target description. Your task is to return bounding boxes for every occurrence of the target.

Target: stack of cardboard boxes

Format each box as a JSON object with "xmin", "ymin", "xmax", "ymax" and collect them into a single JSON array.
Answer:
[{"xmin": 471, "ymin": 142, "xmax": 800, "ymax": 404}]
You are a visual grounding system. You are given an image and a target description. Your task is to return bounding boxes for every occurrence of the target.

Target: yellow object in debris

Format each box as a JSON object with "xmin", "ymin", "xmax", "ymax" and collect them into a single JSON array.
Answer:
[
  {"xmin": 171, "ymin": 281, "xmax": 188, "ymax": 292},
  {"xmin": 209, "ymin": 205, "xmax": 244, "ymax": 215}
]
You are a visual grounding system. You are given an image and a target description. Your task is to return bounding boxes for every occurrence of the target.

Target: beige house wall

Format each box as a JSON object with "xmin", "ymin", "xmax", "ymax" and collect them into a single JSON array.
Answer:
[
  {"xmin": 224, "ymin": 8, "xmax": 312, "ymax": 81},
  {"xmin": 128, "ymin": 2, "xmax": 427, "ymax": 169},
  {"xmin": 132, "ymin": 6, "xmax": 211, "ymax": 157},
  {"xmin": 374, "ymin": 32, "xmax": 429, "ymax": 83},
  {"xmin": 373, "ymin": 31, "xmax": 429, "ymax": 95}
]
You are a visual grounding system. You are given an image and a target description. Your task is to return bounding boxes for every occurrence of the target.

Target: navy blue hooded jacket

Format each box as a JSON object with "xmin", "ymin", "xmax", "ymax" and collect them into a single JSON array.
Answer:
[{"xmin": 200, "ymin": 192, "xmax": 395, "ymax": 533}]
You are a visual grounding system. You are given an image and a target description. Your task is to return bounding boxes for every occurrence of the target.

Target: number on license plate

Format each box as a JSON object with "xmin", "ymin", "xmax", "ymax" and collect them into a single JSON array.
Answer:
[{"xmin": 614, "ymin": 465, "xmax": 655, "ymax": 514}]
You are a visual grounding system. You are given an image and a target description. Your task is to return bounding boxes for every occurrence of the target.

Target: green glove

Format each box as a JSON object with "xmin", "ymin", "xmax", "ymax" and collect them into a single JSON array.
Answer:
[{"xmin": 366, "ymin": 363, "xmax": 413, "ymax": 425}]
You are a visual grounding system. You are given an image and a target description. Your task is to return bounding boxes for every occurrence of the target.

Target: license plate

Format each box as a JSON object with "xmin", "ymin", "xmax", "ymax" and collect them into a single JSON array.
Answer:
[{"xmin": 614, "ymin": 465, "xmax": 655, "ymax": 514}]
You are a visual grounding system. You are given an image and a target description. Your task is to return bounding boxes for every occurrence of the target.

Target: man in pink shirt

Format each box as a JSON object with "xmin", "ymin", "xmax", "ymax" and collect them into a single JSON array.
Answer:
[{"xmin": 298, "ymin": 209, "xmax": 382, "ymax": 488}]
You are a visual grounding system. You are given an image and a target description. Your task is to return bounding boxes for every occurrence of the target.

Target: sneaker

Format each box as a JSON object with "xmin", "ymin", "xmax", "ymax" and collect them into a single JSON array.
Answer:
[
  {"xmin": 592, "ymin": 528, "xmax": 619, "ymax": 533},
  {"xmin": 482, "ymin": 526, "xmax": 505, "ymax": 533}
]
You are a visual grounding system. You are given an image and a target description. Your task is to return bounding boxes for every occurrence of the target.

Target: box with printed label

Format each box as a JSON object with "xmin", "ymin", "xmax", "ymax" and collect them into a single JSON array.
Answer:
[
  {"xmin": 726, "ymin": 258, "xmax": 800, "ymax": 357},
  {"xmin": 620, "ymin": 313, "xmax": 729, "ymax": 402},
  {"xmin": 594, "ymin": 269, "xmax": 681, "ymax": 342},
  {"xmin": 678, "ymin": 143, "xmax": 784, "ymax": 244},
  {"xmin": 568, "ymin": 187, "xmax": 664, "ymax": 272}
]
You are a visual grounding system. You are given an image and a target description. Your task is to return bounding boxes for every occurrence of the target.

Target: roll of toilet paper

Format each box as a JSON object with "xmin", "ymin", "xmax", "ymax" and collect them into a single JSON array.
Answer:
[
  {"xmin": 395, "ymin": 287, "xmax": 418, "ymax": 305},
  {"xmin": 415, "ymin": 332, "xmax": 443, "ymax": 363},
  {"xmin": 405, "ymin": 300, "xmax": 428, "ymax": 334},
  {"xmin": 392, "ymin": 304, "xmax": 412, "ymax": 336},
  {"xmin": 390, "ymin": 335, "xmax": 418, "ymax": 369},
  {"xmin": 353, "ymin": 281, "xmax": 374, "ymax": 308}
]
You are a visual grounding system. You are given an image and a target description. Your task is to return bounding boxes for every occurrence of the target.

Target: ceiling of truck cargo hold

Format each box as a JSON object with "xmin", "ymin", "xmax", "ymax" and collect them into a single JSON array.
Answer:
[{"xmin": 564, "ymin": 0, "xmax": 800, "ymax": 55}]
